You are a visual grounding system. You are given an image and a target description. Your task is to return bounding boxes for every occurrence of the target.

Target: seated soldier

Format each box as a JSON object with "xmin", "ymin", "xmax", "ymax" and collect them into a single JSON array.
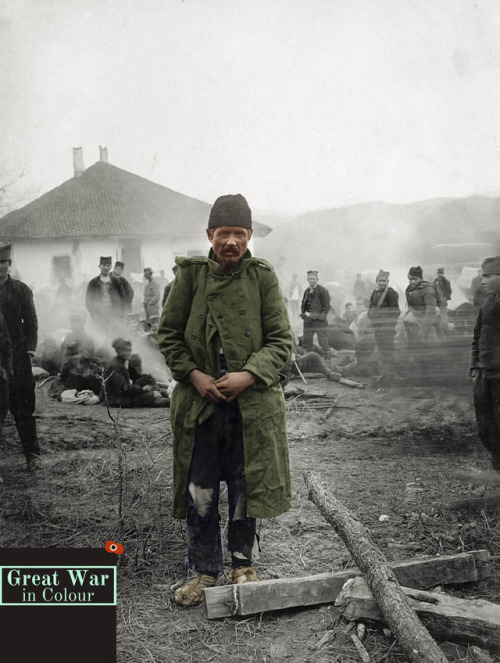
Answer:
[
  {"xmin": 128, "ymin": 353, "xmax": 168, "ymax": 398},
  {"xmin": 39, "ymin": 337, "xmax": 64, "ymax": 375},
  {"xmin": 61, "ymin": 314, "xmax": 95, "ymax": 359},
  {"xmin": 60, "ymin": 342, "xmax": 103, "ymax": 396},
  {"xmin": 281, "ymin": 335, "xmax": 342, "ymax": 387},
  {"xmin": 103, "ymin": 337, "xmax": 169, "ymax": 408}
]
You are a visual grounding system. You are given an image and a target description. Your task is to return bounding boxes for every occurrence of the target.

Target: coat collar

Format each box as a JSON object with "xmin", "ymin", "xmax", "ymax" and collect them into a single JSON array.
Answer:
[{"xmin": 207, "ymin": 248, "xmax": 253, "ymax": 276}]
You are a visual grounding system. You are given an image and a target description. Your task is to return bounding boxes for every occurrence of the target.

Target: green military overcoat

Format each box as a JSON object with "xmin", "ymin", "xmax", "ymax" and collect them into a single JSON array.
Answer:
[{"xmin": 157, "ymin": 248, "xmax": 293, "ymax": 519}]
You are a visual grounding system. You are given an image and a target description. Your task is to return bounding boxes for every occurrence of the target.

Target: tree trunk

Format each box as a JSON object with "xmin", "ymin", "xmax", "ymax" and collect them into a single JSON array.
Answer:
[{"xmin": 304, "ymin": 470, "xmax": 449, "ymax": 663}]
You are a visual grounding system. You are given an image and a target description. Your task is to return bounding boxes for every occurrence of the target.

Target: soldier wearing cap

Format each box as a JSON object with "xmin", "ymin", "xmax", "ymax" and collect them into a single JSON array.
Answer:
[
  {"xmin": 404, "ymin": 265, "xmax": 438, "ymax": 352},
  {"xmin": 367, "ymin": 269, "xmax": 400, "ymax": 371},
  {"xmin": 158, "ymin": 193, "xmax": 292, "ymax": 607},
  {"xmin": 300, "ymin": 270, "xmax": 331, "ymax": 358},
  {"xmin": 433, "ymin": 267, "xmax": 452, "ymax": 334},
  {"xmin": 470, "ymin": 256, "xmax": 500, "ymax": 471},
  {"xmin": 0, "ymin": 242, "xmax": 41, "ymax": 470},
  {"xmin": 142, "ymin": 267, "xmax": 160, "ymax": 327},
  {"xmin": 113, "ymin": 261, "xmax": 134, "ymax": 314},
  {"xmin": 85, "ymin": 256, "xmax": 127, "ymax": 331}
]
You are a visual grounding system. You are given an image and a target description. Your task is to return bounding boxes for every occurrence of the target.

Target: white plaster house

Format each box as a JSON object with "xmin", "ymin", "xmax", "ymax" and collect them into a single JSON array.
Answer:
[{"xmin": 0, "ymin": 148, "xmax": 272, "ymax": 292}]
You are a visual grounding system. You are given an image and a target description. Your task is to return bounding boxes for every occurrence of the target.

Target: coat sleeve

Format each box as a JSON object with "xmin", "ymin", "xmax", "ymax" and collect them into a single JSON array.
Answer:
[
  {"xmin": 386, "ymin": 289, "xmax": 400, "ymax": 318},
  {"xmin": 123, "ymin": 279, "xmax": 134, "ymax": 305},
  {"xmin": 157, "ymin": 264, "xmax": 199, "ymax": 381},
  {"xmin": 0, "ymin": 313, "xmax": 13, "ymax": 376},
  {"xmin": 21, "ymin": 284, "xmax": 38, "ymax": 352},
  {"xmin": 310, "ymin": 286, "xmax": 330, "ymax": 321},
  {"xmin": 420, "ymin": 286, "xmax": 437, "ymax": 332},
  {"xmin": 241, "ymin": 267, "xmax": 293, "ymax": 387},
  {"xmin": 85, "ymin": 280, "xmax": 98, "ymax": 318},
  {"xmin": 471, "ymin": 309, "xmax": 481, "ymax": 370}
]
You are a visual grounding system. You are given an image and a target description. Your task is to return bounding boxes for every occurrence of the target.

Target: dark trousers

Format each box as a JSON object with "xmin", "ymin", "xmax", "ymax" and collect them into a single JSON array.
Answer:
[
  {"xmin": 473, "ymin": 372, "xmax": 500, "ymax": 466},
  {"xmin": 186, "ymin": 401, "xmax": 256, "ymax": 576},
  {"xmin": 373, "ymin": 327, "xmax": 397, "ymax": 368},
  {"xmin": 303, "ymin": 319, "xmax": 330, "ymax": 356},
  {"xmin": 0, "ymin": 352, "xmax": 40, "ymax": 460}
]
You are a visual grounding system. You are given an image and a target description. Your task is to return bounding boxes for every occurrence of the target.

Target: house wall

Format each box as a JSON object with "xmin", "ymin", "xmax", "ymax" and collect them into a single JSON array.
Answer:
[{"xmin": 11, "ymin": 233, "xmax": 259, "ymax": 293}]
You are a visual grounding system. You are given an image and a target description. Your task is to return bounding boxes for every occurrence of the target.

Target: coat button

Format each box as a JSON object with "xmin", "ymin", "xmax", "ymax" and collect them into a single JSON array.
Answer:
[
  {"xmin": 191, "ymin": 334, "xmax": 197, "ymax": 339},
  {"xmin": 244, "ymin": 330, "xmax": 251, "ymax": 337},
  {"xmin": 208, "ymin": 277, "xmax": 215, "ymax": 283},
  {"xmin": 240, "ymin": 309, "xmax": 246, "ymax": 315},
  {"xmin": 208, "ymin": 295, "xmax": 214, "ymax": 301},
  {"xmin": 240, "ymin": 273, "xmax": 246, "ymax": 279},
  {"xmin": 238, "ymin": 290, "xmax": 244, "ymax": 296},
  {"xmin": 198, "ymin": 313, "xmax": 204, "ymax": 319}
]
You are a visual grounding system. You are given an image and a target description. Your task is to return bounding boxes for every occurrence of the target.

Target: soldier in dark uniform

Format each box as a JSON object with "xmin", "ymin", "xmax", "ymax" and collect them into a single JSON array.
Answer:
[
  {"xmin": 367, "ymin": 269, "xmax": 400, "ymax": 371},
  {"xmin": 113, "ymin": 261, "xmax": 134, "ymax": 314},
  {"xmin": 85, "ymin": 256, "xmax": 126, "ymax": 332},
  {"xmin": 300, "ymin": 270, "xmax": 331, "ymax": 358},
  {"xmin": 470, "ymin": 256, "xmax": 500, "ymax": 471},
  {"xmin": 0, "ymin": 242, "xmax": 41, "ymax": 470}
]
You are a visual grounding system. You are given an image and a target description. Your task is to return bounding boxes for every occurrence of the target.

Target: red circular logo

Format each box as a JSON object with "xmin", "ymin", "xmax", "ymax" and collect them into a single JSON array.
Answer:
[{"xmin": 105, "ymin": 540, "xmax": 124, "ymax": 555}]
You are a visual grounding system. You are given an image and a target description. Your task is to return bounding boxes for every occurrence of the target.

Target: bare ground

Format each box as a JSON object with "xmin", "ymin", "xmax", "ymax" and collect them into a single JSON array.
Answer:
[{"xmin": 1, "ymin": 343, "xmax": 500, "ymax": 662}]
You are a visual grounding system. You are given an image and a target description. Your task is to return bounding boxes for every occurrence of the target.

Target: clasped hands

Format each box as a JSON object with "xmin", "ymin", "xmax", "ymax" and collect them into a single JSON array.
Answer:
[{"xmin": 189, "ymin": 369, "xmax": 256, "ymax": 404}]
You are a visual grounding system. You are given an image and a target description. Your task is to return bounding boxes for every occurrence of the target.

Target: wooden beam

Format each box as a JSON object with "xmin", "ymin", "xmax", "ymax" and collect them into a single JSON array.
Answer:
[
  {"xmin": 202, "ymin": 549, "xmax": 490, "ymax": 619},
  {"xmin": 336, "ymin": 576, "xmax": 500, "ymax": 653},
  {"xmin": 304, "ymin": 470, "xmax": 448, "ymax": 663}
]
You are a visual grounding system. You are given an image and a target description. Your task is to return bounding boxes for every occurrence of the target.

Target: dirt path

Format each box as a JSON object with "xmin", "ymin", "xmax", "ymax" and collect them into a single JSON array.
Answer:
[{"xmin": 1, "ymin": 373, "xmax": 498, "ymax": 662}]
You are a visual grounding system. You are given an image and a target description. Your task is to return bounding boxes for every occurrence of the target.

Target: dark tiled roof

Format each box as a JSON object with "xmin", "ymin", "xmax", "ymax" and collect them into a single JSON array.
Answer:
[{"xmin": 0, "ymin": 162, "xmax": 271, "ymax": 239}]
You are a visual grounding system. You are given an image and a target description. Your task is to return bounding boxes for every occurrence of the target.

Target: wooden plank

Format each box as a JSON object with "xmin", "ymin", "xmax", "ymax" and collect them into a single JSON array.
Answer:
[
  {"xmin": 202, "ymin": 550, "xmax": 489, "ymax": 619},
  {"xmin": 336, "ymin": 576, "xmax": 500, "ymax": 653}
]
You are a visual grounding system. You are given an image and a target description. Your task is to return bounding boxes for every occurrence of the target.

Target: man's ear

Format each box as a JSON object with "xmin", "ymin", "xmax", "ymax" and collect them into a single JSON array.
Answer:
[
  {"xmin": 247, "ymin": 229, "xmax": 253, "ymax": 240},
  {"xmin": 206, "ymin": 228, "xmax": 214, "ymax": 241}
]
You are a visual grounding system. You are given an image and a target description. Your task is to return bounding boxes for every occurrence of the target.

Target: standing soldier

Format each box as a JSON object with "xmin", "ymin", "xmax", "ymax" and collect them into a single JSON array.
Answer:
[
  {"xmin": 85, "ymin": 256, "xmax": 126, "ymax": 332},
  {"xmin": 300, "ymin": 270, "xmax": 331, "ymax": 358},
  {"xmin": 367, "ymin": 270, "xmax": 400, "ymax": 372},
  {"xmin": 0, "ymin": 309, "xmax": 13, "ymax": 431},
  {"xmin": 433, "ymin": 267, "xmax": 452, "ymax": 334},
  {"xmin": 113, "ymin": 261, "xmax": 134, "ymax": 314},
  {"xmin": 158, "ymin": 194, "xmax": 292, "ymax": 606},
  {"xmin": 143, "ymin": 267, "xmax": 160, "ymax": 327},
  {"xmin": 404, "ymin": 265, "xmax": 438, "ymax": 353},
  {"xmin": 470, "ymin": 256, "xmax": 500, "ymax": 471},
  {"xmin": 0, "ymin": 242, "xmax": 42, "ymax": 470}
]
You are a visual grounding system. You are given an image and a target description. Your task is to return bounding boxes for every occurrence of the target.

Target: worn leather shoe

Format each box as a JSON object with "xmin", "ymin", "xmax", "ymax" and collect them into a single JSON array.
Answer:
[
  {"xmin": 227, "ymin": 566, "xmax": 259, "ymax": 584},
  {"xmin": 174, "ymin": 574, "xmax": 217, "ymax": 607}
]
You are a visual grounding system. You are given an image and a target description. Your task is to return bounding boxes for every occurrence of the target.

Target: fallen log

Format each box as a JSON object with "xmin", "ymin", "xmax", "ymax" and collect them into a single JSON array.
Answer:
[
  {"xmin": 304, "ymin": 470, "xmax": 448, "ymax": 663},
  {"xmin": 202, "ymin": 549, "xmax": 490, "ymax": 619},
  {"xmin": 293, "ymin": 372, "xmax": 364, "ymax": 388},
  {"xmin": 443, "ymin": 490, "xmax": 500, "ymax": 511},
  {"xmin": 339, "ymin": 377, "xmax": 364, "ymax": 389},
  {"xmin": 336, "ymin": 576, "xmax": 500, "ymax": 653}
]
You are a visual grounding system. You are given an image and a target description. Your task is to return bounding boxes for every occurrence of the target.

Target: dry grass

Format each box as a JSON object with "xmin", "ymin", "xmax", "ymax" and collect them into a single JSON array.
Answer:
[{"xmin": 1, "ymin": 381, "xmax": 500, "ymax": 662}]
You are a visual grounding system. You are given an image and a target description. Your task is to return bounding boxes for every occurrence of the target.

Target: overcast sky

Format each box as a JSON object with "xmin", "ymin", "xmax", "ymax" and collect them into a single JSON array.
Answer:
[{"xmin": 2, "ymin": 0, "xmax": 500, "ymax": 214}]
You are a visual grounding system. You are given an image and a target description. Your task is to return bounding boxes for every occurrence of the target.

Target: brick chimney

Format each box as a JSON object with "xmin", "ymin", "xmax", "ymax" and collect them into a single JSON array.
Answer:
[
  {"xmin": 73, "ymin": 147, "xmax": 85, "ymax": 178},
  {"xmin": 99, "ymin": 146, "xmax": 109, "ymax": 163}
]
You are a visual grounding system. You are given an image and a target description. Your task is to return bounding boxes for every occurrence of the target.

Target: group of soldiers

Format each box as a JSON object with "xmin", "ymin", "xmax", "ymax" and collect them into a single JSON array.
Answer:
[
  {"xmin": 85, "ymin": 257, "xmax": 164, "ymax": 332},
  {"xmin": 288, "ymin": 264, "xmax": 453, "ymax": 375},
  {"xmin": 1, "ymin": 195, "xmax": 500, "ymax": 612}
]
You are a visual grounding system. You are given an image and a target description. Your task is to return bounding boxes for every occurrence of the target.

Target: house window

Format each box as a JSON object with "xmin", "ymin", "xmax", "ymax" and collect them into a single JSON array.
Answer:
[
  {"xmin": 52, "ymin": 255, "xmax": 72, "ymax": 280},
  {"xmin": 120, "ymin": 240, "xmax": 142, "ymax": 274}
]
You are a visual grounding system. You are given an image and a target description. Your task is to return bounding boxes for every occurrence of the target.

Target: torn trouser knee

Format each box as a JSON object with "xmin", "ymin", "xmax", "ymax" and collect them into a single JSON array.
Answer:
[{"xmin": 186, "ymin": 401, "xmax": 257, "ymax": 575}]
